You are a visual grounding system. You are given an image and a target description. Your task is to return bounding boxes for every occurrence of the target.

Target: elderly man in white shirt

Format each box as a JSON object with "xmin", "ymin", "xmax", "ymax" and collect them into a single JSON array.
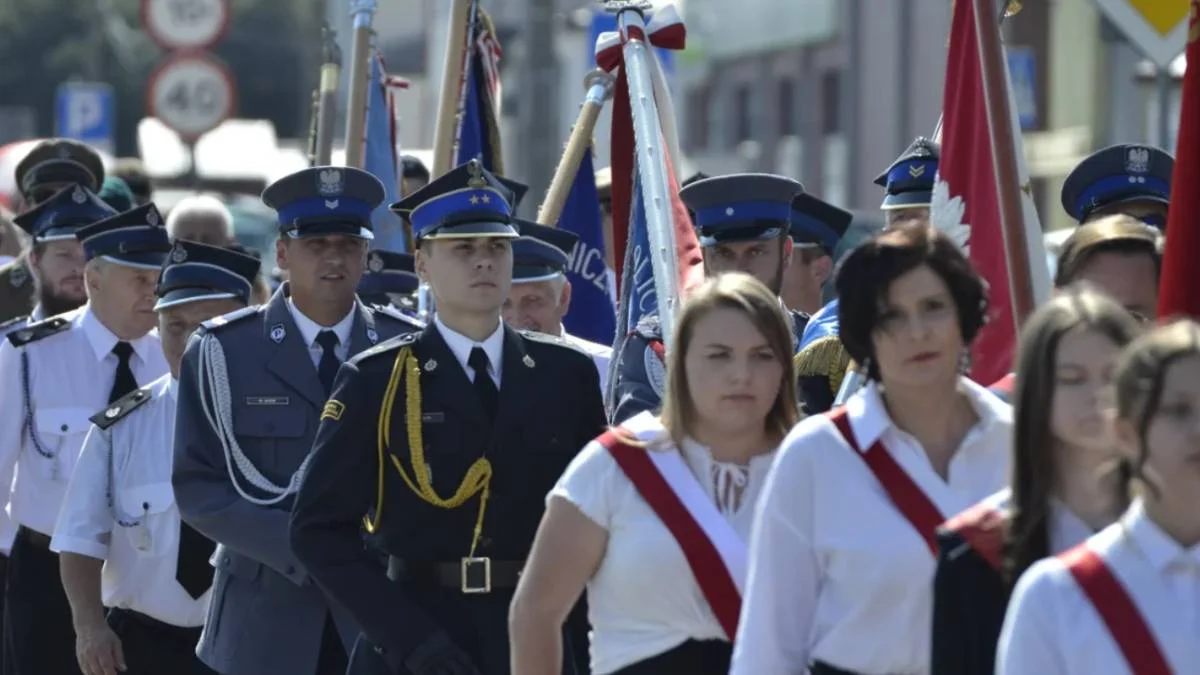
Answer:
[{"xmin": 53, "ymin": 239, "xmax": 260, "ymax": 675}]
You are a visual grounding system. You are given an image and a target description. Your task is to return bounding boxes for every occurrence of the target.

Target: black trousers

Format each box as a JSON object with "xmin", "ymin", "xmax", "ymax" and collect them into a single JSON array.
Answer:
[
  {"xmin": 316, "ymin": 612, "xmax": 348, "ymax": 675},
  {"xmin": 3, "ymin": 528, "xmax": 81, "ymax": 675},
  {"xmin": 107, "ymin": 608, "xmax": 215, "ymax": 675},
  {"xmin": 612, "ymin": 639, "xmax": 731, "ymax": 675},
  {"xmin": 810, "ymin": 662, "xmax": 868, "ymax": 675}
]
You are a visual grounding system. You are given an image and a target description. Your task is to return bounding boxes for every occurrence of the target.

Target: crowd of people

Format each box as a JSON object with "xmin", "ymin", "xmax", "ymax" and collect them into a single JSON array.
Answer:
[{"xmin": 0, "ymin": 123, "xmax": 1191, "ymax": 675}]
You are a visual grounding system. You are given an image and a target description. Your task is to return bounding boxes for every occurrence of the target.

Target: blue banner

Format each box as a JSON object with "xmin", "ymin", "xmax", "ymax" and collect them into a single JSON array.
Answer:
[
  {"xmin": 363, "ymin": 52, "xmax": 405, "ymax": 252},
  {"xmin": 559, "ymin": 149, "xmax": 616, "ymax": 344}
]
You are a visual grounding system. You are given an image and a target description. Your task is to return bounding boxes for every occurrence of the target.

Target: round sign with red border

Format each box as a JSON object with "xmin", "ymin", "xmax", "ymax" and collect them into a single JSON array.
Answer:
[
  {"xmin": 141, "ymin": 0, "xmax": 231, "ymax": 51},
  {"xmin": 146, "ymin": 51, "xmax": 236, "ymax": 141}
]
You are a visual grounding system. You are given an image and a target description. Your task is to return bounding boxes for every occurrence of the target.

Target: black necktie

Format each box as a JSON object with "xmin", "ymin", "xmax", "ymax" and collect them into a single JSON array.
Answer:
[
  {"xmin": 109, "ymin": 342, "xmax": 138, "ymax": 404},
  {"xmin": 316, "ymin": 330, "xmax": 341, "ymax": 395},
  {"xmin": 176, "ymin": 522, "xmax": 216, "ymax": 599},
  {"xmin": 468, "ymin": 347, "xmax": 499, "ymax": 420}
]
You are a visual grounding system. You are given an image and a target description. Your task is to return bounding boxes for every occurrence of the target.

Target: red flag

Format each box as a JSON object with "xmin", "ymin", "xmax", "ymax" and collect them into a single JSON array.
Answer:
[
  {"xmin": 1156, "ymin": 4, "xmax": 1200, "ymax": 320},
  {"xmin": 935, "ymin": 0, "xmax": 1017, "ymax": 385}
]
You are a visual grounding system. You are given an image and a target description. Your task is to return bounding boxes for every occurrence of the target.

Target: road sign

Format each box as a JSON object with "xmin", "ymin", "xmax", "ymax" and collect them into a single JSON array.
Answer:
[
  {"xmin": 146, "ymin": 52, "xmax": 235, "ymax": 141},
  {"xmin": 1006, "ymin": 47, "xmax": 1037, "ymax": 131},
  {"xmin": 141, "ymin": 0, "xmax": 230, "ymax": 51},
  {"xmin": 1093, "ymin": 0, "xmax": 1190, "ymax": 69},
  {"xmin": 55, "ymin": 83, "xmax": 116, "ymax": 155}
]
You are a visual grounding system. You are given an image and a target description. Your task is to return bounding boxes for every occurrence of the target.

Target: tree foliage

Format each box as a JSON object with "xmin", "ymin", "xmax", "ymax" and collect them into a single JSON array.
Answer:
[{"xmin": 0, "ymin": 0, "xmax": 322, "ymax": 155}]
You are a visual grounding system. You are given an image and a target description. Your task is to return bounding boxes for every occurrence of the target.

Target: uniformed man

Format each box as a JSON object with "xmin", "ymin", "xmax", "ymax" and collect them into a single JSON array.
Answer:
[
  {"xmin": 53, "ymin": 240, "xmax": 262, "ymax": 675},
  {"xmin": 1060, "ymin": 143, "xmax": 1173, "ymax": 229},
  {"xmin": 0, "ymin": 201, "xmax": 171, "ymax": 675},
  {"xmin": 608, "ymin": 172, "xmax": 809, "ymax": 424},
  {"xmin": 782, "ymin": 192, "xmax": 851, "ymax": 315},
  {"xmin": 874, "ymin": 136, "xmax": 939, "ymax": 228},
  {"xmin": 358, "ymin": 249, "xmax": 420, "ymax": 317},
  {"xmin": 289, "ymin": 159, "xmax": 606, "ymax": 675},
  {"xmin": 401, "ymin": 155, "xmax": 431, "ymax": 197},
  {"xmin": 502, "ymin": 219, "xmax": 612, "ymax": 394},
  {"xmin": 171, "ymin": 166, "xmax": 422, "ymax": 675},
  {"xmin": 0, "ymin": 139, "xmax": 106, "ymax": 325}
]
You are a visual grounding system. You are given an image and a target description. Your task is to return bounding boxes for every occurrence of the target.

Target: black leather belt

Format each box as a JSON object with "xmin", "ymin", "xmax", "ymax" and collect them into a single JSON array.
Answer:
[
  {"xmin": 386, "ymin": 557, "xmax": 524, "ymax": 594},
  {"xmin": 108, "ymin": 608, "xmax": 201, "ymax": 646},
  {"xmin": 810, "ymin": 662, "xmax": 885, "ymax": 675},
  {"xmin": 17, "ymin": 527, "xmax": 51, "ymax": 548}
]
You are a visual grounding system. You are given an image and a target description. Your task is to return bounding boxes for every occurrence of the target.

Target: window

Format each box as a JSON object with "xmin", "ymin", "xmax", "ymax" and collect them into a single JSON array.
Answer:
[
  {"xmin": 687, "ymin": 86, "xmax": 711, "ymax": 150},
  {"xmin": 778, "ymin": 78, "xmax": 796, "ymax": 137},
  {"xmin": 821, "ymin": 71, "xmax": 842, "ymax": 135},
  {"xmin": 734, "ymin": 85, "xmax": 753, "ymax": 144}
]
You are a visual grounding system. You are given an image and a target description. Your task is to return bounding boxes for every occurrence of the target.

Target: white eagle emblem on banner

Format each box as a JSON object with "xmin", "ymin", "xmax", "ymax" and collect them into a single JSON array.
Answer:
[{"xmin": 930, "ymin": 179, "xmax": 971, "ymax": 254}]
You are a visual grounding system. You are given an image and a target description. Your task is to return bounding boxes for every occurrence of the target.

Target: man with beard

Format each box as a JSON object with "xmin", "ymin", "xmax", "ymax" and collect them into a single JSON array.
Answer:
[
  {"xmin": 607, "ymin": 173, "xmax": 808, "ymax": 423},
  {"xmin": 502, "ymin": 220, "xmax": 611, "ymax": 394},
  {"xmin": 0, "ymin": 140, "xmax": 106, "ymax": 325},
  {"xmin": 0, "ymin": 201, "xmax": 172, "ymax": 675}
]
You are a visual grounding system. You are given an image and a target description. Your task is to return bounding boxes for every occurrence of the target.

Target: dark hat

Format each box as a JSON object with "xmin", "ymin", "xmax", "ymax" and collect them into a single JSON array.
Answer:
[
  {"xmin": 358, "ymin": 249, "xmax": 419, "ymax": 303},
  {"xmin": 400, "ymin": 155, "xmax": 430, "ymax": 181},
  {"xmin": 791, "ymin": 193, "xmax": 852, "ymax": 252},
  {"xmin": 12, "ymin": 184, "xmax": 116, "ymax": 243},
  {"xmin": 154, "ymin": 239, "xmax": 262, "ymax": 311},
  {"xmin": 511, "ymin": 219, "xmax": 580, "ymax": 283},
  {"xmin": 97, "ymin": 176, "xmax": 135, "ymax": 213},
  {"xmin": 390, "ymin": 159, "xmax": 519, "ymax": 241},
  {"xmin": 76, "ymin": 203, "xmax": 172, "ymax": 269},
  {"xmin": 874, "ymin": 137, "xmax": 940, "ymax": 210},
  {"xmin": 14, "ymin": 139, "xmax": 105, "ymax": 199},
  {"xmin": 497, "ymin": 176, "xmax": 529, "ymax": 211},
  {"xmin": 681, "ymin": 171, "xmax": 710, "ymax": 188},
  {"xmin": 678, "ymin": 173, "xmax": 804, "ymax": 247},
  {"xmin": 1060, "ymin": 144, "xmax": 1173, "ymax": 224},
  {"xmin": 261, "ymin": 166, "xmax": 384, "ymax": 240}
]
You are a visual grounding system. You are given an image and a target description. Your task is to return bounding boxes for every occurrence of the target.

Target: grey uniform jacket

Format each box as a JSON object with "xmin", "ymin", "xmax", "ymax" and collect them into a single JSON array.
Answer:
[{"xmin": 171, "ymin": 288, "xmax": 421, "ymax": 675}]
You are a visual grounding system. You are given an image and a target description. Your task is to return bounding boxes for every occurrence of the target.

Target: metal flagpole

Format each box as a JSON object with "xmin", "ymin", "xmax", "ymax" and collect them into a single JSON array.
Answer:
[
  {"xmin": 343, "ymin": 0, "xmax": 378, "ymax": 168},
  {"xmin": 314, "ymin": 23, "xmax": 342, "ymax": 166}
]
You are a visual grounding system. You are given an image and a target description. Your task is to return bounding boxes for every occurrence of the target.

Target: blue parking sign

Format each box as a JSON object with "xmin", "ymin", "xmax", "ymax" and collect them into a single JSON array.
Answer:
[{"xmin": 55, "ymin": 82, "xmax": 115, "ymax": 154}]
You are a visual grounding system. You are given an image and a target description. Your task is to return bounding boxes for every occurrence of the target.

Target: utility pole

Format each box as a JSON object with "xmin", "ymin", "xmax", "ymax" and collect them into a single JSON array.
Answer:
[{"xmin": 519, "ymin": 0, "xmax": 560, "ymax": 218}]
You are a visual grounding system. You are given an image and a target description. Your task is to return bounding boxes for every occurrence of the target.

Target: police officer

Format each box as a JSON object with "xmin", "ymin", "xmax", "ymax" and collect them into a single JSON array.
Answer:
[
  {"xmin": 289, "ymin": 159, "xmax": 606, "ymax": 675},
  {"xmin": 0, "ymin": 201, "xmax": 172, "ymax": 675},
  {"xmin": 608, "ymin": 173, "xmax": 808, "ymax": 424},
  {"xmin": 171, "ymin": 166, "xmax": 422, "ymax": 675},
  {"xmin": 1060, "ymin": 143, "xmax": 1173, "ymax": 229},
  {"xmin": 782, "ymin": 193, "xmax": 852, "ymax": 315},
  {"xmin": 0, "ymin": 140, "xmax": 107, "ymax": 325},
  {"xmin": 53, "ymin": 240, "xmax": 261, "ymax": 675},
  {"xmin": 359, "ymin": 249, "xmax": 421, "ymax": 318},
  {"xmin": 502, "ymin": 219, "xmax": 612, "ymax": 394},
  {"xmin": 874, "ymin": 136, "xmax": 940, "ymax": 228}
]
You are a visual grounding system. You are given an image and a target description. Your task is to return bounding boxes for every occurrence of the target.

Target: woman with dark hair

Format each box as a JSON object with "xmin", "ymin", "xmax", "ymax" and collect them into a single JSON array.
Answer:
[
  {"xmin": 932, "ymin": 285, "xmax": 1140, "ymax": 675},
  {"xmin": 997, "ymin": 319, "xmax": 1200, "ymax": 674},
  {"xmin": 730, "ymin": 225, "xmax": 1012, "ymax": 675}
]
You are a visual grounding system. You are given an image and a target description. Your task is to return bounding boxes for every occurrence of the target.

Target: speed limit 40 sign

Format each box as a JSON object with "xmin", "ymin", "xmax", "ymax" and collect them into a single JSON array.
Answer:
[{"xmin": 146, "ymin": 51, "xmax": 236, "ymax": 141}]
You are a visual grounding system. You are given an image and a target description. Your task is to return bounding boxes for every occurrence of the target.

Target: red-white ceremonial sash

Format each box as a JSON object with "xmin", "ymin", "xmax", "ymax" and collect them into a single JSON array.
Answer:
[
  {"xmin": 827, "ymin": 407, "xmax": 946, "ymax": 555},
  {"xmin": 942, "ymin": 501, "xmax": 1007, "ymax": 571},
  {"xmin": 597, "ymin": 425, "xmax": 744, "ymax": 640},
  {"xmin": 1059, "ymin": 544, "xmax": 1172, "ymax": 675}
]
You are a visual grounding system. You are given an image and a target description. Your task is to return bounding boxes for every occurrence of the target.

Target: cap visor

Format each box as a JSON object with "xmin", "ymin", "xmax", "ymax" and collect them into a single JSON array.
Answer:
[
  {"xmin": 286, "ymin": 222, "xmax": 374, "ymax": 240},
  {"xmin": 154, "ymin": 289, "xmax": 239, "ymax": 311},
  {"xmin": 421, "ymin": 221, "xmax": 520, "ymax": 240},
  {"xmin": 698, "ymin": 224, "xmax": 784, "ymax": 247},
  {"xmin": 880, "ymin": 191, "xmax": 933, "ymax": 210},
  {"xmin": 100, "ymin": 252, "xmax": 168, "ymax": 270}
]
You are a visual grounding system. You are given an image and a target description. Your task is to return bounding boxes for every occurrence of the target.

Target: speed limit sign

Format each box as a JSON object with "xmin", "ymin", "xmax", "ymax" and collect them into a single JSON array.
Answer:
[
  {"xmin": 141, "ymin": 0, "xmax": 230, "ymax": 51},
  {"xmin": 146, "ymin": 52, "xmax": 236, "ymax": 141}
]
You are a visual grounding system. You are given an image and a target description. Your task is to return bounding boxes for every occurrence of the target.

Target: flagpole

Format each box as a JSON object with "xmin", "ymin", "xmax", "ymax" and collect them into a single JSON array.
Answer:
[
  {"xmin": 314, "ymin": 23, "xmax": 342, "ymax": 166},
  {"xmin": 343, "ymin": 0, "xmax": 378, "ymax": 168},
  {"xmin": 930, "ymin": 0, "xmax": 1021, "ymax": 143},
  {"xmin": 974, "ymin": 0, "xmax": 1035, "ymax": 326},
  {"xmin": 431, "ymin": 0, "xmax": 474, "ymax": 177},
  {"xmin": 537, "ymin": 70, "xmax": 614, "ymax": 228}
]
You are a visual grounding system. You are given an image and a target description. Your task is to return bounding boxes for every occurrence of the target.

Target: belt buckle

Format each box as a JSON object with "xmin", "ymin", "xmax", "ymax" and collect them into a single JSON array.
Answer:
[{"xmin": 460, "ymin": 557, "xmax": 491, "ymax": 594}]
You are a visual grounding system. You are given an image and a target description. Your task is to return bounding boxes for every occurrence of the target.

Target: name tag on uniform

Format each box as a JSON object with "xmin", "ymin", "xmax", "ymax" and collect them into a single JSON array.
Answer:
[
  {"xmin": 245, "ymin": 396, "xmax": 290, "ymax": 406},
  {"xmin": 422, "ymin": 412, "xmax": 445, "ymax": 424}
]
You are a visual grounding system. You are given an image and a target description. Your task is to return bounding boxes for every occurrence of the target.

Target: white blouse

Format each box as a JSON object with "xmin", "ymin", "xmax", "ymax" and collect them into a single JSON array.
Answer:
[
  {"xmin": 548, "ymin": 411, "xmax": 776, "ymax": 675},
  {"xmin": 997, "ymin": 500, "xmax": 1200, "ymax": 675},
  {"xmin": 730, "ymin": 378, "xmax": 1013, "ymax": 675}
]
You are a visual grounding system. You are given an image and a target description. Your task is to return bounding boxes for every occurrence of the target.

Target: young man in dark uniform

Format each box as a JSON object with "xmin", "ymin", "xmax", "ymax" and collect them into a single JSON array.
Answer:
[{"xmin": 289, "ymin": 160, "xmax": 606, "ymax": 675}]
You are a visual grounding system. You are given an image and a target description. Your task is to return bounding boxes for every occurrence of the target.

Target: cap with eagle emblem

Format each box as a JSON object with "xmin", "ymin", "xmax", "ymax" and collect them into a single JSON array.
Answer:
[
  {"xmin": 12, "ymin": 183, "xmax": 117, "ymax": 243},
  {"xmin": 357, "ymin": 249, "xmax": 418, "ymax": 305},
  {"xmin": 1060, "ymin": 143, "xmax": 1174, "ymax": 228},
  {"xmin": 75, "ymin": 202, "xmax": 171, "ymax": 269},
  {"xmin": 678, "ymin": 173, "xmax": 804, "ymax": 247},
  {"xmin": 390, "ymin": 159, "xmax": 520, "ymax": 241},
  {"xmin": 261, "ymin": 165, "xmax": 386, "ymax": 240},
  {"xmin": 874, "ymin": 136, "xmax": 941, "ymax": 210}
]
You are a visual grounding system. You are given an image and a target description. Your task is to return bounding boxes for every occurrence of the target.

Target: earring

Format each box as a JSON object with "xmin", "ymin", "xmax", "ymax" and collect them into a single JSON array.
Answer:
[{"xmin": 958, "ymin": 348, "xmax": 971, "ymax": 374}]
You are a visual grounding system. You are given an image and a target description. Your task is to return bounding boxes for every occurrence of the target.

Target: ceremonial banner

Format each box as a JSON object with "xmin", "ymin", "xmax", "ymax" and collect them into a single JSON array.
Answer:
[
  {"xmin": 363, "ymin": 51, "xmax": 408, "ymax": 252},
  {"xmin": 455, "ymin": 3, "xmax": 504, "ymax": 174},
  {"xmin": 558, "ymin": 147, "xmax": 618, "ymax": 344},
  {"xmin": 1156, "ymin": 1, "xmax": 1200, "ymax": 320}
]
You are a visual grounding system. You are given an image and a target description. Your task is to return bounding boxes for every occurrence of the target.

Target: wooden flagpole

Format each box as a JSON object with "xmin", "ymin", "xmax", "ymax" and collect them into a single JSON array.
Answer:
[
  {"xmin": 537, "ymin": 70, "xmax": 614, "ymax": 227},
  {"xmin": 431, "ymin": 0, "xmax": 473, "ymax": 178}
]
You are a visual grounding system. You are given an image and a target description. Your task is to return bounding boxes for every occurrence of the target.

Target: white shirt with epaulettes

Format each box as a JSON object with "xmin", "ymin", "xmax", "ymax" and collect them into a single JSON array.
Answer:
[
  {"xmin": 0, "ymin": 305, "xmax": 167, "ymax": 538},
  {"xmin": 51, "ymin": 374, "xmax": 209, "ymax": 628},
  {"xmin": 997, "ymin": 499, "xmax": 1200, "ymax": 675}
]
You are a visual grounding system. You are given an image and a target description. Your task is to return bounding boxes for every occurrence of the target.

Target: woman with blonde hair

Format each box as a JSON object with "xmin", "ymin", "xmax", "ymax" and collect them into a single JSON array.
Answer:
[{"xmin": 508, "ymin": 272, "xmax": 800, "ymax": 675}]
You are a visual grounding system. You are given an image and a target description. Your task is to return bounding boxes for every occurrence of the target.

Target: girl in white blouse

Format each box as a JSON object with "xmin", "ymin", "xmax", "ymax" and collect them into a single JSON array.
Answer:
[
  {"xmin": 997, "ymin": 319, "xmax": 1200, "ymax": 675},
  {"xmin": 731, "ymin": 225, "xmax": 1013, "ymax": 675},
  {"xmin": 508, "ymin": 273, "xmax": 801, "ymax": 675}
]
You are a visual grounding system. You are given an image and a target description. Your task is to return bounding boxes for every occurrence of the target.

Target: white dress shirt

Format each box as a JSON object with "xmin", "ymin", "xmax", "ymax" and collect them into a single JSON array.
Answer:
[
  {"xmin": 549, "ymin": 412, "xmax": 776, "ymax": 675},
  {"xmin": 51, "ymin": 375, "xmax": 209, "ymax": 627},
  {"xmin": 997, "ymin": 500, "xmax": 1200, "ymax": 675},
  {"xmin": 433, "ymin": 313, "xmax": 504, "ymax": 386},
  {"xmin": 0, "ymin": 305, "xmax": 41, "ymax": 554},
  {"xmin": 730, "ymin": 378, "xmax": 1012, "ymax": 675},
  {"xmin": 562, "ymin": 328, "xmax": 612, "ymax": 396},
  {"xmin": 286, "ymin": 298, "xmax": 355, "ymax": 366},
  {"xmin": 0, "ymin": 305, "xmax": 167, "ymax": 536}
]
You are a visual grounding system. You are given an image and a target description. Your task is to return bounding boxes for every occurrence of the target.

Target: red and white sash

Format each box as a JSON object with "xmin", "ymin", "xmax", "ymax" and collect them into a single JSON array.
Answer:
[
  {"xmin": 1059, "ymin": 544, "xmax": 1172, "ymax": 675},
  {"xmin": 596, "ymin": 413, "xmax": 745, "ymax": 639}
]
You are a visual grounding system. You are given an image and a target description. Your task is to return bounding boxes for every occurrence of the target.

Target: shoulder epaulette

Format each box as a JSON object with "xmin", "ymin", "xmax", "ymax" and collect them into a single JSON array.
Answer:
[
  {"xmin": 89, "ymin": 386, "xmax": 154, "ymax": 430},
  {"xmin": 351, "ymin": 331, "xmax": 418, "ymax": 364},
  {"xmin": 0, "ymin": 315, "xmax": 29, "ymax": 334},
  {"xmin": 199, "ymin": 305, "xmax": 258, "ymax": 333},
  {"xmin": 370, "ymin": 303, "xmax": 424, "ymax": 330},
  {"xmin": 519, "ymin": 329, "xmax": 589, "ymax": 355},
  {"xmin": 6, "ymin": 316, "xmax": 70, "ymax": 347},
  {"xmin": 794, "ymin": 335, "xmax": 851, "ymax": 380},
  {"xmin": 631, "ymin": 314, "xmax": 662, "ymax": 341}
]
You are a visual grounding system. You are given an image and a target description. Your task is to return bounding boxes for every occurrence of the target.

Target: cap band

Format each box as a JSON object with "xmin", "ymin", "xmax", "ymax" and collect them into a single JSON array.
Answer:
[
  {"xmin": 157, "ymin": 262, "xmax": 254, "ymax": 304},
  {"xmin": 693, "ymin": 201, "xmax": 791, "ymax": 229},
  {"xmin": 1075, "ymin": 175, "xmax": 1170, "ymax": 218},
  {"xmin": 790, "ymin": 212, "xmax": 842, "ymax": 251},
  {"xmin": 409, "ymin": 188, "xmax": 510, "ymax": 235},
  {"xmin": 277, "ymin": 196, "xmax": 374, "ymax": 226}
]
